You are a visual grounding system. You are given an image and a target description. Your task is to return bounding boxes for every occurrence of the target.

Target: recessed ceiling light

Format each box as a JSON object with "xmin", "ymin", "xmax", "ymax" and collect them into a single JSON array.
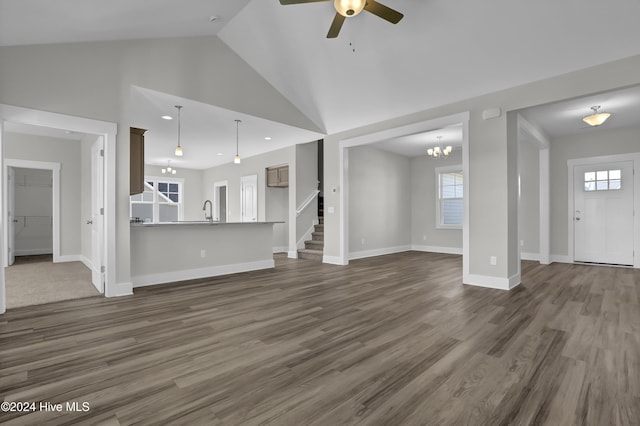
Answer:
[
  {"xmin": 217, "ymin": 152, "xmax": 223, "ymax": 156},
  {"xmin": 161, "ymin": 115, "xmax": 173, "ymax": 120},
  {"xmin": 264, "ymin": 137, "xmax": 272, "ymax": 140}
]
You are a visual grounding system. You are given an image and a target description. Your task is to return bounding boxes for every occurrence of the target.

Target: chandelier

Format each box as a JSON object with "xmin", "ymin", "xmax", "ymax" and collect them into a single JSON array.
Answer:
[{"xmin": 427, "ymin": 136, "xmax": 452, "ymax": 159}]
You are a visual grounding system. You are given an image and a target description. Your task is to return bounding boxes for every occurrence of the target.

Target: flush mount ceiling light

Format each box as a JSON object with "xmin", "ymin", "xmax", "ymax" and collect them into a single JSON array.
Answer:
[
  {"xmin": 174, "ymin": 105, "xmax": 184, "ymax": 156},
  {"xmin": 162, "ymin": 160, "xmax": 176, "ymax": 175},
  {"xmin": 161, "ymin": 115, "xmax": 173, "ymax": 120},
  {"xmin": 427, "ymin": 136, "xmax": 452, "ymax": 159},
  {"xmin": 582, "ymin": 105, "xmax": 611, "ymax": 127},
  {"xmin": 234, "ymin": 119, "xmax": 242, "ymax": 164}
]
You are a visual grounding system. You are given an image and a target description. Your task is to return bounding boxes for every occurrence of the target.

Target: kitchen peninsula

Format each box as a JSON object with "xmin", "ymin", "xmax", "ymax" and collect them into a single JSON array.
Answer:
[{"xmin": 130, "ymin": 221, "xmax": 280, "ymax": 287}]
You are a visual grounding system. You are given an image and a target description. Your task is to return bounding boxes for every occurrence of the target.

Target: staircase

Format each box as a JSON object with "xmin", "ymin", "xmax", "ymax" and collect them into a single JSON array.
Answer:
[{"xmin": 298, "ymin": 195, "xmax": 324, "ymax": 261}]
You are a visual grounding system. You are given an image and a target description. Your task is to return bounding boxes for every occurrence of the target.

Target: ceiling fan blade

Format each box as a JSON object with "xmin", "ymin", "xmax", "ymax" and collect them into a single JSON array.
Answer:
[
  {"xmin": 327, "ymin": 13, "xmax": 346, "ymax": 38},
  {"xmin": 279, "ymin": 0, "xmax": 330, "ymax": 4},
  {"xmin": 364, "ymin": 0, "xmax": 404, "ymax": 24}
]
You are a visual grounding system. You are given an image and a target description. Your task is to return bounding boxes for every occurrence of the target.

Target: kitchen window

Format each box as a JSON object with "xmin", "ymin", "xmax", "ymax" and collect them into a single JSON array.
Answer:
[
  {"xmin": 130, "ymin": 177, "xmax": 183, "ymax": 223},
  {"xmin": 436, "ymin": 165, "xmax": 463, "ymax": 229}
]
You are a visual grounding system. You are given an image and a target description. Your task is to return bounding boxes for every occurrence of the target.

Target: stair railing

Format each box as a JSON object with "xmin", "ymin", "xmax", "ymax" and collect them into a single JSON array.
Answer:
[{"xmin": 296, "ymin": 190, "xmax": 320, "ymax": 217}]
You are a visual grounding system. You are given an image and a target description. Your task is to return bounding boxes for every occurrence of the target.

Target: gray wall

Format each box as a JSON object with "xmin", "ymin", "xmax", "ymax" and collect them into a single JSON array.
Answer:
[
  {"xmin": 348, "ymin": 146, "xmax": 411, "ymax": 255},
  {"xmin": 411, "ymin": 149, "xmax": 463, "ymax": 250},
  {"xmin": 80, "ymin": 134, "xmax": 101, "ymax": 262},
  {"xmin": 295, "ymin": 141, "xmax": 318, "ymax": 243},
  {"xmin": 5, "ymin": 133, "xmax": 81, "ymax": 257},
  {"xmin": 550, "ymin": 125, "xmax": 640, "ymax": 258},
  {"xmin": 266, "ymin": 186, "xmax": 288, "ymax": 251},
  {"xmin": 519, "ymin": 139, "xmax": 540, "ymax": 255}
]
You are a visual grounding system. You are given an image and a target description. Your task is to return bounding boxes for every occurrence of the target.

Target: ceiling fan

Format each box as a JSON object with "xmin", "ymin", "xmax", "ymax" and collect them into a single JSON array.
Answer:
[{"xmin": 279, "ymin": 0, "xmax": 404, "ymax": 38}]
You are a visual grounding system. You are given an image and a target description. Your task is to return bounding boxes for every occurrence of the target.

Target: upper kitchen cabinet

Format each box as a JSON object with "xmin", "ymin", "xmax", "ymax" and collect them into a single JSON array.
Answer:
[
  {"xmin": 130, "ymin": 127, "xmax": 146, "ymax": 195},
  {"xmin": 266, "ymin": 165, "xmax": 289, "ymax": 188}
]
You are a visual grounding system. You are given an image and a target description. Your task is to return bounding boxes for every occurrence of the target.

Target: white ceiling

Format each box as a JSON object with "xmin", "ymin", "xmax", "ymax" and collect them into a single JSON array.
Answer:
[
  {"xmin": 371, "ymin": 124, "xmax": 463, "ymax": 158},
  {"xmin": 0, "ymin": 0, "xmax": 250, "ymax": 46},
  {"xmin": 2, "ymin": 0, "xmax": 640, "ymax": 163},
  {"xmin": 3, "ymin": 122, "xmax": 85, "ymax": 141},
  {"xmin": 131, "ymin": 87, "xmax": 324, "ymax": 170}
]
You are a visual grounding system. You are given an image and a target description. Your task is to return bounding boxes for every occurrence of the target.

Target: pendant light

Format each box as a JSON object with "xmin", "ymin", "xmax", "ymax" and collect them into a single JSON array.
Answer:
[
  {"xmin": 582, "ymin": 105, "xmax": 611, "ymax": 127},
  {"xmin": 234, "ymin": 119, "xmax": 242, "ymax": 164},
  {"xmin": 174, "ymin": 105, "xmax": 183, "ymax": 156}
]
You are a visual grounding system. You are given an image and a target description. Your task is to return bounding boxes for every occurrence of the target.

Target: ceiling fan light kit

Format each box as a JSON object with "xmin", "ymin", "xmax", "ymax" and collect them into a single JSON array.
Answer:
[
  {"xmin": 279, "ymin": 0, "xmax": 403, "ymax": 38},
  {"xmin": 582, "ymin": 105, "xmax": 611, "ymax": 127}
]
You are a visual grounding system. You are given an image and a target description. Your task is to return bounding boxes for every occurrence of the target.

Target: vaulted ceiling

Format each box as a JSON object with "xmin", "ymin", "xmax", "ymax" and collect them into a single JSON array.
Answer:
[{"xmin": 2, "ymin": 0, "xmax": 640, "ymax": 160}]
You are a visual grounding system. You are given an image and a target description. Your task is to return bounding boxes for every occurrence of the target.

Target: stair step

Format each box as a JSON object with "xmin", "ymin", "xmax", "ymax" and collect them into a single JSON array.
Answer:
[
  {"xmin": 298, "ymin": 249, "xmax": 323, "ymax": 261},
  {"xmin": 318, "ymin": 217, "xmax": 324, "ymax": 224},
  {"xmin": 305, "ymin": 240, "xmax": 324, "ymax": 250},
  {"xmin": 311, "ymin": 231, "xmax": 324, "ymax": 241},
  {"xmin": 314, "ymin": 224, "xmax": 324, "ymax": 232}
]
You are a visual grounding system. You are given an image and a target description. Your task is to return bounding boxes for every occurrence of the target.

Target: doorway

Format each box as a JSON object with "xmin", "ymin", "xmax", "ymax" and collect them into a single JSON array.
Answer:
[
  {"xmin": 213, "ymin": 180, "xmax": 228, "ymax": 222},
  {"xmin": 573, "ymin": 160, "xmax": 634, "ymax": 266},
  {"xmin": 1, "ymin": 104, "xmax": 118, "ymax": 314},
  {"xmin": 240, "ymin": 174, "xmax": 258, "ymax": 222}
]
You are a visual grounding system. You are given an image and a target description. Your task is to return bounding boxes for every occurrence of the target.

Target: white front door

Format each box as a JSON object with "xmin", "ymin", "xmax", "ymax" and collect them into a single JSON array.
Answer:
[
  {"xmin": 7, "ymin": 166, "xmax": 15, "ymax": 266},
  {"xmin": 240, "ymin": 174, "xmax": 257, "ymax": 222},
  {"xmin": 91, "ymin": 140, "xmax": 104, "ymax": 292},
  {"xmin": 574, "ymin": 161, "xmax": 634, "ymax": 265}
]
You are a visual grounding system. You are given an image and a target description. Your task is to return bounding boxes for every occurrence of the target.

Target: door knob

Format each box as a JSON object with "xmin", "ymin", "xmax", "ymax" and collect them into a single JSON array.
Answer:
[{"xmin": 86, "ymin": 220, "xmax": 93, "ymax": 224}]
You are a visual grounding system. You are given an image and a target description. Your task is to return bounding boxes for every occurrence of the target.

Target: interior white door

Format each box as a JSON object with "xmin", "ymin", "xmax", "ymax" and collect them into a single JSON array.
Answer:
[
  {"xmin": 7, "ymin": 167, "xmax": 15, "ymax": 266},
  {"xmin": 240, "ymin": 174, "xmax": 258, "ymax": 222},
  {"xmin": 574, "ymin": 161, "xmax": 634, "ymax": 265},
  {"xmin": 90, "ymin": 140, "xmax": 104, "ymax": 292}
]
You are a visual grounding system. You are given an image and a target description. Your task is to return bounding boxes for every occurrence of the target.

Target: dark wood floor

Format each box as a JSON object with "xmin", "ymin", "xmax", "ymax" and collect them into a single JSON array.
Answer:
[{"xmin": 1, "ymin": 252, "xmax": 639, "ymax": 425}]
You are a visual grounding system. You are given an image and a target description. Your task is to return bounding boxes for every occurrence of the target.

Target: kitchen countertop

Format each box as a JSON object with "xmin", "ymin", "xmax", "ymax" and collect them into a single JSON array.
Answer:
[{"xmin": 130, "ymin": 221, "xmax": 283, "ymax": 227}]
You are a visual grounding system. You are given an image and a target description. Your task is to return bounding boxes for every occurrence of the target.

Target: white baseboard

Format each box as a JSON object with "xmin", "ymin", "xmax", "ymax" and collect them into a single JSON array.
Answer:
[
  {"xmin": 550, "ymin": 254, "xmax": 572, "ymax": 264},
  {"xmin": 106, "ymin": 282, "xmax": 133, "ymax": 297},
  {"xmin": 349, "ymin": 245, "xmax": 411, "ymax": 260},
  {"xmin": 14, "ymin": 248, "xmax": 53, "ymax": 256},
  {"xmin": 288, "ymin": 250, "xmax": 298, "ymax": 259},
  {"xmin": 272, "ymin": 246, "xmax": 288, "ymax": 253},
  {"xmin": 80, "ymin": 255, "xmax": 92, "ymax": 270},
  {"xmin": 132, "ymin": 259, "xmax": 275, "ymax": 288},
  {"xmin": 323, "ymin": 255, "xmax": 347, "ymax": 265},
  {"xmin": 463, "ymin": 273, "xmax": 521, "ymax": 290},
  {"xmin": 411, "ymin": 245, "xmax": 462, "ymax": 255},
  {"xmin": 54, "ymin": 254, "xmax": 82, "ymax": 263},
  {"xmin": 521, "ymin": 252, "xmax": 540, "ymax": 261}
]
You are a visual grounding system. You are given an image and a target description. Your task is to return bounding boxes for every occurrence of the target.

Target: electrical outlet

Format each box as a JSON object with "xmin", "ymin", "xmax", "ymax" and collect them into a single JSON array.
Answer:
[
  {"xmin": 361, "ymin": 238, "xmax": 365, "ymax": 245},
  {"xmin": 200, "ymin": 249, "xmax": 206, "ymax": 258},
  {"xmin": 328, "ymin": 206, "xmax": 335, "ymax": 214},
  {"xmin": 423, "ymin": 235, "xmax": 427, "ymax": 241},
  {"xmin": 520, "ymin": 240, "xmax": 524, "ymax": 247},
  {"xmin": 490, "ymin": 256, "xmax": 497, "ymax": 266}
]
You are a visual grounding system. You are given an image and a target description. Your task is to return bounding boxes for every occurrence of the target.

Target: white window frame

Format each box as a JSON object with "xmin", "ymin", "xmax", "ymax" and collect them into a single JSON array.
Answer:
[
  {"xmin": 130, "ymin": 175, "xmax": 184, "ymax": 223},
  {"xmin": 435, "ymin": 164, "xmax": 463, "ymax": 229}
]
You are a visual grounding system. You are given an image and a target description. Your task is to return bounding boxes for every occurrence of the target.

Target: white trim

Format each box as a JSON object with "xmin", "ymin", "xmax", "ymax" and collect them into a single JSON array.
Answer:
[
  {"xmin": 132, "ymin": 259, "xmax": 275, "ymax": 288},
  {"xmin": 550, "ymin": 254, "xmax": 572, "ymax": 264},
  {"xmin": 323, "ymin": 255, "xmax": 347, "ymax": 265},
  {"xmin": 411, "ymin": 245, "xmax": 463, "ymax": 255},
  {"xmin": 464, "ymin": 273, "xmax": 521, "ymax": 290},
  {"xmin": 272, "ymin": 246, "xmax": 288, "ymax": 253},
  {"xmin": 567, "ymin": 153, "xmax": 640, "ymax": 269},
  {"xmin": 0, "ymin": 104, "xmax": 119, "ymax": 313},
  {"xmin": 296, "ymin": 189, "xmax": 320, "ymax": 216},
  {"xmin": 113, "ymin": 282, "xmax": 134, "ymax": 297},
  {"xmin": 287, "ymin": 250, "xmax": 298, "ymax": 259},
  {"xmin": 55, "ymin": 254, "xmax": 82, "ymax": 263},
  {"xmin": 521, "ymin": 252, "xmax": 540, "ymax": 261},
  {"xmin": 349, "ymin": 245, "xmax": 411, "ymax": 260},
  {"xmin": 15, "ymin": 249, "xmax": 53, "ymax": 256},
  {"xmin": 80, "ymin": 255, "xmax": 92, "ymax": 270},
  {"xmin": 4, "ymin": 159, "xmax": 60, "ymax": 266},
  {"xmin": 339, "ymin": 112, "xmax": 471, "ymax": 269},
  {"xmin": 213, "ymin": 180, "xmax": 229, "ymax": 222}
]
